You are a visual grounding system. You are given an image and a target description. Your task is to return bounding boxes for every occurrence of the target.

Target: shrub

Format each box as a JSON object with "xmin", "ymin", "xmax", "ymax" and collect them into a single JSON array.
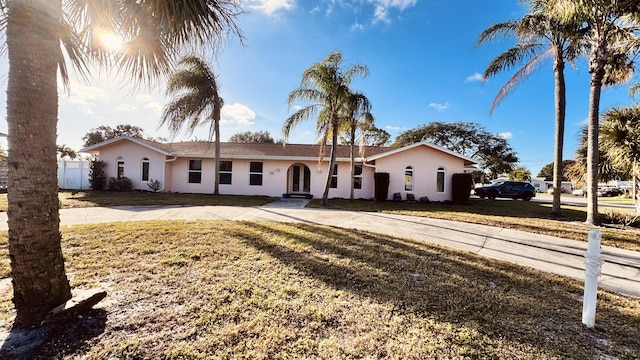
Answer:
[
  {"xmin": 601, "ymin": 210, "xmax": 640, "ymax": 228},
  {"xmin": 147, "ymin": 179, "xmax": 162, "ymax": 192},
  {"xmin": 108, "ymin": 177, "xmax": 133, "ymax": 192},
  {"xmin": 89, "ymin": 159, "xmax": 108, "ymax": 190}
]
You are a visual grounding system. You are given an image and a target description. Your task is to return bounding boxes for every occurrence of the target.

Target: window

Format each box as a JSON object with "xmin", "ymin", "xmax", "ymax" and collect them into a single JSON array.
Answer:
[
  {"xmin": 220, "ymin": 161, "xmax": 232, "ymax": 185},
  {"xmin": 405, "ymin": 166, "xmax": 413, "ymax": 191},
  {"xmin": 249, "ymin": 162, "xmax": 263, "ymax": 186},
  {"xmin": 141, "ymin": 158, "xmax": 150, "ymax": 181},
  {"xmin": 117, "ymin": 157, "xmax": 125, "ymax": 179},
  {"xmin": 189, "ymin": 160, "xmax": 202, "ymax": 184},
  {"xmin": 436, "ymin": 167, "xmax": 445, "ymax": 193},
  {"xmin": 330, "ymin": 164, "xmax": 338, "ymax": 188},
  {"xmin": 353, "ymin": 164, "xmax": 363, "ymax": 190}
]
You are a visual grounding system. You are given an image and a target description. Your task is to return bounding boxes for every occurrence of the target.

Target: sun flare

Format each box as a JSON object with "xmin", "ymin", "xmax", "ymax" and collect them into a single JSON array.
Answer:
[{"xmin": 99, "ymin": 31, "xmax": 123, "ymax": 51}]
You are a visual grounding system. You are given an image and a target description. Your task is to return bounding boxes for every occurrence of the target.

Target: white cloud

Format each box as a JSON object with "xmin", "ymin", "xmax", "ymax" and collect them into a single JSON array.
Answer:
[
  {"xmin": 428, "ymin": 102, "xmax": 449, "ymax": 111},
  {"xmin": 370, "ymin": 0, "xmax": 417, "ymax": 23},
  {"xmin": 385, "ymin": 125, "xmax": 402, "ymax": 131},
  {"xmin": 115, "ymin": 104, "xmax": 138, "ymax": 112},
  {"xmin": 247, "ymin": 0, "xmax": 295, "ymax": 16},
  {"xmin": 351, "ymin": 20, "xmax": 365, "ymax": 31},
  {"xmin": 465, "ymin": 73, "xmax": 484, "ymax": 83},
  {"xmin": 61, "ymin": 83, "xmax": 110, "ymax": 116},
  {"xmin": 498, "ymin": 132, "xmax": 513, "ymax": 139},
  {"xmin": 221, "ymin": 103, "xmax": 256, "ymax": 125}
]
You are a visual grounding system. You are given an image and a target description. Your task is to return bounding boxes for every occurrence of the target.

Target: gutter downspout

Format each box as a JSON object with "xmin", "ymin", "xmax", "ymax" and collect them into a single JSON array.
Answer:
[{"xmin": 161, "ymin": 155, "xmax": 178, "ymax": 192}]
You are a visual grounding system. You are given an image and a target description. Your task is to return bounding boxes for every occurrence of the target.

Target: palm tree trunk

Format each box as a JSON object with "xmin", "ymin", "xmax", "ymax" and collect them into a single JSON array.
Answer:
[
  {"xmin": 551, "ymin": 54, "xmax": 566, "ymax": 216},
  {"xmin": 349, "ymin": 127, "xmax": 356, "ymax": 200},
  {"xmin": 6, "ymin": 0, "xmax": 72, "ymax": 326},
  {"xmin": 213, "ymin": 99, "xmax": 222, "ymax": 195},
  {"xmin": 322, "ymin": 122, "xmax": 339, "ymax": 206},
  {"xmin": 585, "ymin": 42, "xmax": 606, "ymax": 226}
]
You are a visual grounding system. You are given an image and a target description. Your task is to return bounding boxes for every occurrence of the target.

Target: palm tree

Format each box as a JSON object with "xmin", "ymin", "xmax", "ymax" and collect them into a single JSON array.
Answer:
[
  {"xmin": 4, "ymin": 0, "xmax": 242, "ymax": 327},
  {"xmin": 161, "ymin": 55, "xmax": 224, "ymax": 195},
  {"xmin": 340, "ymin": 91, "xmax": 374, "ymax": 200},
  {"xmin": 549, "ymin": 0, "xmax": 640, "ymax": 225},
  {"xmin": 57, "ymin": 144, "xmax": 77, "ymax": 160},
  {"xmin": 477, "ymin": 0, "xmax": 581, "ymax": 217},
  {"xmin": 283, "ymin": 51, "xmax": 368, "ymax": 206},
  {"xmin": 600, "ymin": 105, "xmax": 640, "ymax": 214}
]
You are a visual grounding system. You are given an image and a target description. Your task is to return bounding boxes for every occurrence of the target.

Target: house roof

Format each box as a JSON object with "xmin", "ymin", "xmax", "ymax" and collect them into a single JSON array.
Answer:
[
  {"xmin": 80, "ymin": 136, "xmax": 392, "ymax": 161},
  {"xmin": 81, "ymin": 136, "xmax": 478, "ymax": 165},
  {"xmin": 366, "ymin": 141, "xmax": 478, "ymax": 166}
]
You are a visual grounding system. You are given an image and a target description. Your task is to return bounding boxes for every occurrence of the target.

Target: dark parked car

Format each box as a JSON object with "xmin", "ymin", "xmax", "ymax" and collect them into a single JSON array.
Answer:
[
  {"xmin": 597, "ymin": 188, "xmax": 623, "ymax": 197},
  {"xmin": 473, "ymin": 181, "xmax": 536, "ymax": 201}
]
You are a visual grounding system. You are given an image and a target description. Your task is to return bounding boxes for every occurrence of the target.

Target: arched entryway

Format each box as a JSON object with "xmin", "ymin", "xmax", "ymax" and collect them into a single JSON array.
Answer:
[{"xmin": 287, "ymin": 164, "xmax": 311, "ymax": 195}]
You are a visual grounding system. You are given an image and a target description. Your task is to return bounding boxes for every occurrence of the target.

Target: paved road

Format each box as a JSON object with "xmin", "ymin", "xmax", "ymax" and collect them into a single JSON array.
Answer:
[{"xmin": 1, "ymin": 199, "xmax": 638, "ymax": 298}]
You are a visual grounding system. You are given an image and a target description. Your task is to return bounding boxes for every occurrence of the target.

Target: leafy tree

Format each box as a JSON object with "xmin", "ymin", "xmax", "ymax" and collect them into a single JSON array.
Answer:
[
  {"xmin": 549, "ymin": 0, "xmax": 640, "ymax": 225},
  {"xmin": 283, "ymin": 51, "xmax": 368, "ymax": 206},
  {"xmin": 360, "ymin": 125, "xmax": 391, "ymax": 147},
  {"xmin": 393, "ymin": 122, "xmax": 519, "ymax": 180},
  {"xmin": 229, "ymin": 130, "xmax": 275, "ymax": 143},
  {"xmin": 537, "ymin": 160, "xmax": 575, "ymax": 180},
  {"xmin": 82, "ymin": 124, "xmax": 146, "ymax": 147},
  {"xmin": 161, "ymin": 55, "xmax": 225, "ymax": 196},
  {"xmin": 509, "ymin": 167, "xmax": 532, "ymax": 182},
  {"xmin": 4, "ymin": 0, "xmax": 242, "ymax": 327},
  {"xmin": 477, "ymin": 0, "xmax": 581, "ymax": 216},
  {"xmin": 600, "ymin": 105, "xmax": 640, "ymax": 214}
]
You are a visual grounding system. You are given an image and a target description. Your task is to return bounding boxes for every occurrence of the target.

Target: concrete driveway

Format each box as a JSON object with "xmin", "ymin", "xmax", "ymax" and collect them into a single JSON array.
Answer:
[{"xmin": 1, "ymin": 198, "xmax": 638, "ymax": 298}]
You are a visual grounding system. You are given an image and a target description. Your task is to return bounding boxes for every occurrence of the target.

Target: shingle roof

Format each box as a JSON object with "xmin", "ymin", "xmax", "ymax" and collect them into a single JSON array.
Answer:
[
  {"xmin": 81, "ymin": 136, "xmax": 392, "ymax": 160},
  {"xmin": 167, "ymin": 141, "xmax": 392, "ymax": 159}
]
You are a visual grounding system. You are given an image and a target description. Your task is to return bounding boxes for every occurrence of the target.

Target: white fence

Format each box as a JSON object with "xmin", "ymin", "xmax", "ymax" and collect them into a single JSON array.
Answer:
[{"xmin": 58, "ymin": 158, "xmax": 91, "ymax": 190}]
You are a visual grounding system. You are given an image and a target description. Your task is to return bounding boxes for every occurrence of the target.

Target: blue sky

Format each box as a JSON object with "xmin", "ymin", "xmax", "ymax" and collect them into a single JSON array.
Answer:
[{"xmin": 0, "ymin": 0, "xmax": 637, "ymax": 176}]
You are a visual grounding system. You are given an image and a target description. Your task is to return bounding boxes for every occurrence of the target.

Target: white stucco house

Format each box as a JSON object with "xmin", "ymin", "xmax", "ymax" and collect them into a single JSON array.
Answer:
[{"xmin": 80, "ymin": 136, "xmax": 478, "ymax": 202}]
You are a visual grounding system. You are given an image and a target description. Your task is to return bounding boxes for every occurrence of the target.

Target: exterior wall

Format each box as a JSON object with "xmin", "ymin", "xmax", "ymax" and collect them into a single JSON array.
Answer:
[
  {"xmin": 165, "ymin": 157, "xmax": 374, "ymax": 199},
  {"xmin": 374, "ymin": 145, "xmax": 467, "ymax": 202},
  {"xmin": 92, "ymin": 141, "xmax": 166, "ymax": 191}
]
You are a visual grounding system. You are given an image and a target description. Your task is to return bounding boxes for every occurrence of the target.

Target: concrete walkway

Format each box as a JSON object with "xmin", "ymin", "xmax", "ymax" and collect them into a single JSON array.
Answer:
[{"xmin": 1, "ymin": 198, "xmax": 638, "ymax": 298}]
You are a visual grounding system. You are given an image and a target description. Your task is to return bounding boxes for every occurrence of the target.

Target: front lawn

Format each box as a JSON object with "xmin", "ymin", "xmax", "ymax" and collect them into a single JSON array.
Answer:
[{"xmin": 0, "ymin": 221, "xmax": 638, "ymax": 359}]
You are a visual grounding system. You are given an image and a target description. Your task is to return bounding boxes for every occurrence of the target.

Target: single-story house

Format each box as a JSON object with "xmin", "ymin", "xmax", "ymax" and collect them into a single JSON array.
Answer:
[{"xmin": 80, "ymin": 136, "xmax": 478, "ymax": 202}]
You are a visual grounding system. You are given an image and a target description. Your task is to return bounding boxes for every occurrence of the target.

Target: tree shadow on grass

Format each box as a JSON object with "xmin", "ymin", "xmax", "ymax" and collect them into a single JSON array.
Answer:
[
  {"xmin": 0, "ymin": 308, "xmax": 107, "ymax": 360},
  {"xmin": 232, "ymin": 222, "xmax": 640, "ymax": 358}
]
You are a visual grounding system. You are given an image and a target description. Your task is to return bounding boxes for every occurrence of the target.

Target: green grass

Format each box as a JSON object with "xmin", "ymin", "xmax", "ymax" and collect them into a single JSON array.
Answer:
[
  {"xmin": 309, "ymin": 198, "xmax": 640, "ymax": 252},
  {"xmin": 0, "ymin": 221, "xmax": 638, "ymax": 359}
]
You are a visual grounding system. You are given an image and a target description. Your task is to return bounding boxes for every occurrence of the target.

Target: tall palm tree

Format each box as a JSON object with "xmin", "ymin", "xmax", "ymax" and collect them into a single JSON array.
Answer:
[
  {"xmin": 340, "ymin": 91, "xmax": 374, "ymax": 200},
  {"xmin": 283, "ymin": 51, "xmax": 368, "ymax": 206},
  {"xmin": 477, "ymin": 0, "xmax": 581, "ymax": 217},
  {"xmin": 600, "ymin": 105, "xmax": 640, "ymax": 214},
  {"xmin": 4, "ymin": 0, "xmax": 242, "ymax": 327},
  {"xmin": 161, "ymin": 55, "xmax": 224, "ymax": 195},
  {"xmin": 549, "ymin": 0, "xmax": 640, "ymax": 225}
]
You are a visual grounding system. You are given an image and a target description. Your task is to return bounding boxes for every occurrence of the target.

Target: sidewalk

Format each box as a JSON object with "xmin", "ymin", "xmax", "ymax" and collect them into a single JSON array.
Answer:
[{"xmin": 1, "ymin": 198, "xmax": 638, "ymax": 298}]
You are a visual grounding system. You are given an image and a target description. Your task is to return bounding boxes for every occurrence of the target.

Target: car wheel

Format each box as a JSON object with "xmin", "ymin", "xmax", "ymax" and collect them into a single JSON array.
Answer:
[{"xmin": 522, "ymin": 193, "xmax": 532, "ymax": 201}]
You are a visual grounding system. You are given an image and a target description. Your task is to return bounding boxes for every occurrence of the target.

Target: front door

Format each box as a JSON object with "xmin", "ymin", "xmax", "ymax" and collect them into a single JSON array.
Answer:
[{"xmin": 290, "ymin": 164, "xmax": 311, "ymax": 194}]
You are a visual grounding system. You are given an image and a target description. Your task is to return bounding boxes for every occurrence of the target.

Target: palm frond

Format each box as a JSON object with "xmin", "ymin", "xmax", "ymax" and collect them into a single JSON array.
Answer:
[{"xmin": 490, "ymin": 49, "xmax": 553, "ymax": 115}]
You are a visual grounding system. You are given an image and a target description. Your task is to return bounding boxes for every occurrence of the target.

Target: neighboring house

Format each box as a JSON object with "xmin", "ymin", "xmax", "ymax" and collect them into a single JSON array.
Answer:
[{"xmin": 80, "ymin": 136, "xmax": 477, "ymax": 202}]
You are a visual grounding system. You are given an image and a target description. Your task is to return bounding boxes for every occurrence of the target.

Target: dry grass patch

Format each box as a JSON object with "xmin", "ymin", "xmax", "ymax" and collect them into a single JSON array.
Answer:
[
  {"xmin": 0, "ymin": 221, "xmax": 638, "ymax": 359},
  {"xmin": 313, "ymin": 199, "xmax": 640, "ymax": 252}
]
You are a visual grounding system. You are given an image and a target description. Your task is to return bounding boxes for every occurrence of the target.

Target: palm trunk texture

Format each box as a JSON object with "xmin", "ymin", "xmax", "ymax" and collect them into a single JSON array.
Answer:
[
  {"xmin": 551, "ymin": 55, "xmax": 566, "ymax": 216},
  {"xmin": 6, "ymin": 0, "xmax": 72, "ymax": 326}
]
